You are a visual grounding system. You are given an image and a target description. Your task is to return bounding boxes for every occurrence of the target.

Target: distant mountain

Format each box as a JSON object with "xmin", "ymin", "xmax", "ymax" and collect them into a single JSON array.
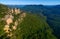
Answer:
[
  {"xmin": 21, "ymin": 5, "xmax": 47, "ymax": 14},
  {"xmin": 54, "ymin": 5, "xmax": 60, "ymax": 8},
  {"xmin": 7, "ymin": 5, "xmax": 25, "ymax": 8}
]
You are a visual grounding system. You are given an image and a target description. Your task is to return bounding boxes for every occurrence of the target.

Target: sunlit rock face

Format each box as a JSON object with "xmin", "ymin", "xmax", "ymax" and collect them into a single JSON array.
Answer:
[
  {"xmin": 15, "ymin": 8, "xmax": 20, "ymax": 14},
  {"xmin": 12, "ymin": 26, "xmax": 17, "ymax": 30},
  {"xmin": 4, "ymin": 25, "xmax": 10, "ymax": 33},
  {"xmin": 6, "ymin": 18, "xmax": 13, "ymax": 25},
  {"xmin": 4, "ymin": 15, "xmax": 13, "ymax": 25},
  {"xmin": 10, "ymin": 8, "xmax": 21, "ymax": 14}
]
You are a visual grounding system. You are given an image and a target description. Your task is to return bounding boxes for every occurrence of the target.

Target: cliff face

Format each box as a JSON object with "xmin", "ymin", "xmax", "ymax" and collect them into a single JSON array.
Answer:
[
  {"xmin": 9, "ymin": 8, "xmax": 21, "ymax": 15},
  {"xmin": 0, "ymin": 4, "xmax": 26, "ymax": 38}
]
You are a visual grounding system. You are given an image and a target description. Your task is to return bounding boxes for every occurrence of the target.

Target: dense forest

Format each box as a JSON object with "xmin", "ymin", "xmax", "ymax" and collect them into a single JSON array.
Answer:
[
  {"xmin": 21, "ymin": 5, "xmax": 60, "ymax": 39},
  {"xmin": 0, "ymin": 4, "xmax": 57, "ymax": 39},
  {"xmin": 0, "ymin": 4, "xmax": 9, "ymax": 18},
  {"xmin": 16, "ymin": 13, "xmax": 57, "ymax": 39},
  {"xmin": 0, "ymin": 4, "xmax": 9, "ymax": 37}
]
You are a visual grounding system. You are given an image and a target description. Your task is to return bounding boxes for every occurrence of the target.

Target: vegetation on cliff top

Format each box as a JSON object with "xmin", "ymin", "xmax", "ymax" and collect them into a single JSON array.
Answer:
[{"xmin": 0, "ymin": 4, "xmax": 8, "ymax": 18}]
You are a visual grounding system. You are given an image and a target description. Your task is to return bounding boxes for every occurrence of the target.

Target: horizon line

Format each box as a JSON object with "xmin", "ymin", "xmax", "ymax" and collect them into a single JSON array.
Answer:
[{"xmin": 0, "ymin": 3, "xmax": 60, "ymax": 5}]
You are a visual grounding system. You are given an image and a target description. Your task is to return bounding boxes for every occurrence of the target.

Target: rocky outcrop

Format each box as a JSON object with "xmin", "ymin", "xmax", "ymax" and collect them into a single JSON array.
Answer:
[
  {"xmin": 10, "ymin": 8, "xmax": 21, "ymax": 15},
  {"xmin": 2, "ymin": 8, "xmax": 26, "ymax": 37}
]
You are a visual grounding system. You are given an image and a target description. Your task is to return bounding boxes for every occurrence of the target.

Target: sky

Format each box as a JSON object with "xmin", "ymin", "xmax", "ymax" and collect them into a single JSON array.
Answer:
[{"xmin": 0, "ymin": 0, "xmax": 60, "ymax": 5}]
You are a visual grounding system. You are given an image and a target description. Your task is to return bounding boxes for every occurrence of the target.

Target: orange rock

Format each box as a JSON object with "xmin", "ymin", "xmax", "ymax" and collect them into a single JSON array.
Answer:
[
  {"xmin": 12, "ymin": 26, "xmax": 17, "ymax": 30},
  {"xmin": 6, "ymin": 18, "xmax": 13, "ymax": 25}
]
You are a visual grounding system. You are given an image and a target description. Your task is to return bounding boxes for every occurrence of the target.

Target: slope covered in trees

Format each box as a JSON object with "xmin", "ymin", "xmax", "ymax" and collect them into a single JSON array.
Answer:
[
  {"xmin": 0, "ymin": 4, "xmax": 57, "ymax": 39},
  {"xmin": 0, "ymin": 4, "xmax": 9, "ymax": 38},
  {"xmin": 0, "ymin": 4, "xmax": 9, "ymax": 18},
  {"xmin": 21, "ymin": 5, "xmax": 60, "ymax": 39},
  {"xmin": 14, "ymin": 13, "xmax": 57, "ymax": 39}
]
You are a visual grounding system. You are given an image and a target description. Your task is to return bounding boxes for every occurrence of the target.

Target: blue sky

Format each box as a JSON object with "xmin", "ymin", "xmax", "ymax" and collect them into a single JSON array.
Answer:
[{"xmin": 0, "ymin": 0, "xmax": 60, "ymax": 5}]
